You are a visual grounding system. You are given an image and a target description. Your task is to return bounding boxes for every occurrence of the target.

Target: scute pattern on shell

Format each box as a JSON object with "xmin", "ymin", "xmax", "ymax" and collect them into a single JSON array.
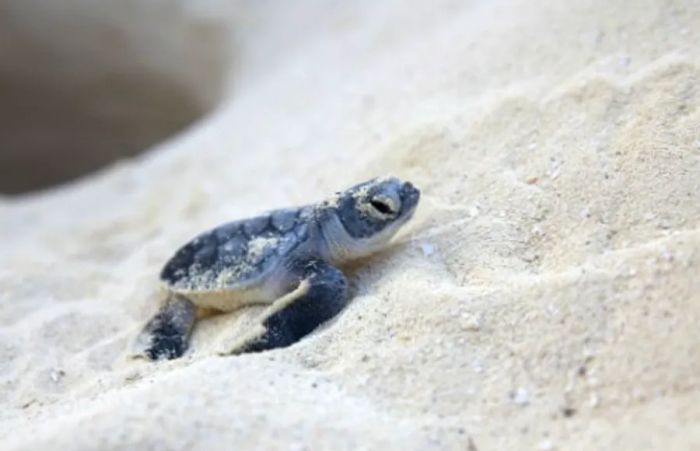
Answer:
[{"xmin": 160, "ymin": 208, "xmax": 307, "ymax": 292}]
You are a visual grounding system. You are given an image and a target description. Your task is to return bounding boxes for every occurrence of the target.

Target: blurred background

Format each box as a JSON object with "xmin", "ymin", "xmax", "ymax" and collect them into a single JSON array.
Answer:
[{"xmin": 0, "ymin": 0, "xmax": 230, "ymax": 195}]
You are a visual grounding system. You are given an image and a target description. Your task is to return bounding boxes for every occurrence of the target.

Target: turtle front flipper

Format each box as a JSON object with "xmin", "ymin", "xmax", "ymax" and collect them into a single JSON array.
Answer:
[
  {"xmin": 132, "ymin": 294, "xmax": 198, "ymax": 360},
  {"xmin": 220, "ymin": 259, "xmax": 348, "ymax": 355}
]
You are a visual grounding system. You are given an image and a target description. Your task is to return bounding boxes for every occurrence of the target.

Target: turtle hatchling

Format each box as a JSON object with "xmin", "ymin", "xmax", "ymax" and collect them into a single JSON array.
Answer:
[{"xmin": 134, "ymin": 176, "xmax": 420, "ymax": 360}]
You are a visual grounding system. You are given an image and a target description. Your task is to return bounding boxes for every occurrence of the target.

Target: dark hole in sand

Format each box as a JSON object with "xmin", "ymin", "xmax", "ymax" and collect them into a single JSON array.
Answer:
[{"xmin": 0, "ymin": 1, "xmax": 228, "ymax": 195}]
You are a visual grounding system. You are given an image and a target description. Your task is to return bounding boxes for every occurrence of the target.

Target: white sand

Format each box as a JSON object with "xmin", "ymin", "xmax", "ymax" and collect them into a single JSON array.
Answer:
[{"xmin": 1, "ymin": 0, "xmax": 700, "ymax": 449}]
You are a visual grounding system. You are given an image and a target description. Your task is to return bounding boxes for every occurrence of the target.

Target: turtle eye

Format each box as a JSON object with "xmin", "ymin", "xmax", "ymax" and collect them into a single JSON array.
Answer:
[{"xmin": 370, "ymin": 198, "xmax": 394, "ymax": 215}]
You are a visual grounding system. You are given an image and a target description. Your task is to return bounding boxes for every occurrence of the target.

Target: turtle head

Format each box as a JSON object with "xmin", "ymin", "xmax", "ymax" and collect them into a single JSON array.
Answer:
[{"xmin": 319, "ymin": 176, "xmax": 420, "ymax": 263}]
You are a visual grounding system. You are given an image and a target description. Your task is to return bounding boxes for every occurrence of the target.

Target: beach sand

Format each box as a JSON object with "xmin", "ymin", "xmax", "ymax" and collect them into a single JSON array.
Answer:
[{"xmin": 1, "ymin": 0, "xmax": 699, "ymax": 449}]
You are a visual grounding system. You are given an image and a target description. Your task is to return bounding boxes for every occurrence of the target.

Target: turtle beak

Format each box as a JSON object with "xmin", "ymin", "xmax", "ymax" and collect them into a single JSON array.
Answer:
[{"xmin": 401, "ymin": 182, "xmax": 420, "ymax": 215}]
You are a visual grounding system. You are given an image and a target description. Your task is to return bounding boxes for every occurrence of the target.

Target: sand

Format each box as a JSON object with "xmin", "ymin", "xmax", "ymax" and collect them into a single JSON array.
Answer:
[{"xmin": 1, "ymin": 0, "xmax": 700, "ymax": 449}]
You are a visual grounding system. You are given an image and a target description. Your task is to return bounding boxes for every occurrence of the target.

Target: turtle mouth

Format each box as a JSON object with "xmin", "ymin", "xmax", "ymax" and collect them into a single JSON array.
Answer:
[{"xmin": 401, "ymin": 182, "xmax": 421, "ymax": 216}]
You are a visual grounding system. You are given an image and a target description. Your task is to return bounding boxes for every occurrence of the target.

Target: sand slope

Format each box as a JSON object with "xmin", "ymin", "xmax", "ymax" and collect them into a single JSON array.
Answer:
[{"xmin": 1, "ymin": 0, "xmax": 699, "ymax": 449}]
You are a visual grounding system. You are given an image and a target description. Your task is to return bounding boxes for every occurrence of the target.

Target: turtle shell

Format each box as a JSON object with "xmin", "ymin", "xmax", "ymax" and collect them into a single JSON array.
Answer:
[{"xmin": 160, "ymin": 208, "xmax": 312, "ymax": 293}]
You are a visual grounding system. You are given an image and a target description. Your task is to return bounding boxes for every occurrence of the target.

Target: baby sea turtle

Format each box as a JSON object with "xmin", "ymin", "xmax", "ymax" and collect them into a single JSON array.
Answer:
[{"xmin": 134, "ymin": 176, "xmax": 420, "ymax": 360}]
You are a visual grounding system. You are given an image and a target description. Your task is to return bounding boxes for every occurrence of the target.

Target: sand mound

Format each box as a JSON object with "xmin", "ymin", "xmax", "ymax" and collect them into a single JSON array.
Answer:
[{"xmin": 1, "ymin": 1, "xmax": 699, "ymax": 450}]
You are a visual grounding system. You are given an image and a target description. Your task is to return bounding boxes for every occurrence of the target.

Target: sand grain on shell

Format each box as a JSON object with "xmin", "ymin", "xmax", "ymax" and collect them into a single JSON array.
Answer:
[{"xmin": 1, "ymin": 0, "xmax": 700, "ymax": 450}]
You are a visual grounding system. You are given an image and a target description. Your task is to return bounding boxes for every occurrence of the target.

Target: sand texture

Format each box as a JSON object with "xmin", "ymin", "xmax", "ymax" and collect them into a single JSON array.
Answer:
[{"xmin": 1, "ymin": 0, "xmax": 700, "ymax": 449}]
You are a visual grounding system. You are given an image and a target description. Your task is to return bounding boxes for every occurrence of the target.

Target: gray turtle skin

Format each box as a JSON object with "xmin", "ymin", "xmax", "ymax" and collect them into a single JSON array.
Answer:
[{"xmin": 134, "ymin": 176, "xmax": 420, "ymax": 360}]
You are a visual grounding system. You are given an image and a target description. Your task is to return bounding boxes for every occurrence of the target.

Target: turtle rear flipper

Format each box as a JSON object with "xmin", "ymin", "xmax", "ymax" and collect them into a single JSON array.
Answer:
[
  {"xmin": 132, "ymin": 294, "xmax": 198, "ymax": 360},
  {"xmin": 219, "ymin": 259, "xmax": 348, "ymax": 355}
]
